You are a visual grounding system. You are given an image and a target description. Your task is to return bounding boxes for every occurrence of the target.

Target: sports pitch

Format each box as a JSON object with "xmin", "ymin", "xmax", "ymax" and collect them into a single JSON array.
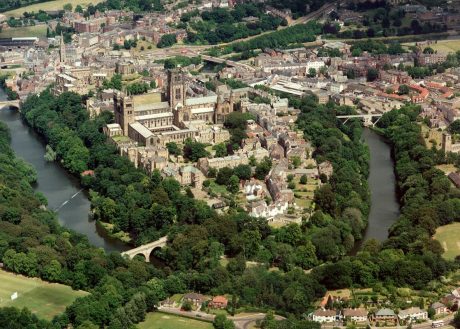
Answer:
[
  {"xmin": 0, "ymin": 270, "xmax": 88, "ymax": 320},
  {"xmin": 434, "ymin": 222, "xmax": 460, "ymax": 260}
]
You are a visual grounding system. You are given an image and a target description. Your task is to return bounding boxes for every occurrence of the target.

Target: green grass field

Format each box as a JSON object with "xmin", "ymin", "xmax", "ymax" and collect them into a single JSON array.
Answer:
[
  {"xmin": 0, "ymin": 270, "xmax": 89, "ymax": 320},
  {"xmin": 138, "ymin": 312, "xmax": 213, "ymax": 329},
  {"xmin": 0, "ymin": 25, "xmax": 47, "ymax": 38},
  {"xmin": 434, "ymin": 222, "xmax": 460, "ymax": 260},
  {"xmin": 4, "ymin": 0, "xmax": 103, "ymax": 17},
  {"xmin": 403, "ymin": 40, "xmax": 460, "ymax": 54}
]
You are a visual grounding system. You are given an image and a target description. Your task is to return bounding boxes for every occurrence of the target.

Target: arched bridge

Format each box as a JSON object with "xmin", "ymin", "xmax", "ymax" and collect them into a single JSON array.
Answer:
[
  {"xmin": 121, "ymin": 236, "xmax": 167, "ymax": 261},
  {"xmin": 337, "ymin": 114, "xmax": 383, "ymax": 127},
  {"xmin": 0, "ymin": 99, "xmax": 21, "ymax": 110}
]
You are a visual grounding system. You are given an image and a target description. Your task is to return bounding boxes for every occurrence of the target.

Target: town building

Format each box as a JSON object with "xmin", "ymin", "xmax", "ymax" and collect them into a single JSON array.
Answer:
[
  {"xmin": 397, "ymin": 307, "xmax": 428, "ymax": 322},
  {"xmin": 374, "ymin": 308, "xmax": 397, "ymax": 325},
  {"xmin": 342, "ymin": 308, "xmax": 368, "ymax": 323},
  {"xmin": 312, "ymin": 309, "xmax": 337, "ymax": 323},
  {"xmin": 430, "ymin": 302, "xmax": 448, "ymax": 316}
]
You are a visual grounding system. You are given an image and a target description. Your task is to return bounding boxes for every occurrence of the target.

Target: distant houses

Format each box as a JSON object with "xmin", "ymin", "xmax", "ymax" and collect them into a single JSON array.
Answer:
[
  {"xmin": 374, "ymin": 308, "xmax": 397, "ymax": 325},
  {"xmin": 311, "ymin": 287, "xmax": 460, "ymax": 326},
  {"xmin": 312, "ymin": 309, "xmax": 338, "ymax": 323},
  {"xmin": 209, "ymin": 296, "xmax": 228, "ymax": 309},
  {"xmin": 430, "ymin": 302, "xmax": 448, "ymax": 316},
  {"xmin": 342, "ymin": 308, "xmax": 368, "ymax": 323},
  {"xmin": 183, "ymin": 293, "xmax": 208, "ymax": 307},
  {"xmin": 398, "ymin": 307, "xmax": 428, "ymax": 322}
]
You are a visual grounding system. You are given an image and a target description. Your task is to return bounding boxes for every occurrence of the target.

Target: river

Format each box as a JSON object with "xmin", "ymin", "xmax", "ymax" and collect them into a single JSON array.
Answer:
[
  {"xmin": 0, "ymin": 89, "xmax": 127, "ymax": 252},
  {"xmin": 359, "ymin": 128, "xmax": 400, "ymax": 244}
]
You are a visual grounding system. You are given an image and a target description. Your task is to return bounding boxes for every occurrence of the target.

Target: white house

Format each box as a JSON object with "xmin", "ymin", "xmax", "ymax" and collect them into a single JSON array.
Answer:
[
  {"xmin": 312, "ymin": 309, "xmax": 337, "ymax": 323},
  {"xmin": 306, "ymin": 60, "xmax": 326, "ymax": 71},
  {"xmin": 342, "ymin": 308, "xmax": 368, "ymax": 323},
  {"xmin": 398, "ymin": 307, "xmax": 428, "ymax": 322}
]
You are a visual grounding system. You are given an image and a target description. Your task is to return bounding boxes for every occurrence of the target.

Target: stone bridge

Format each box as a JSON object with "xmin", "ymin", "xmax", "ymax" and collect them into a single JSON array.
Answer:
[
  {"xmin": 201, "ymin": 55, "xmax": 255, "ymax": 72},
  {"xmin": 337, "ymin": 114, "xmax": 383, "ymax": 127},
  {"xmin": 121, "ymin": 236, "xmax": 168, "ymax": 261},
  {"xmin": 0, "ymin": 99, "xmax": 21, "ymax": 110}
]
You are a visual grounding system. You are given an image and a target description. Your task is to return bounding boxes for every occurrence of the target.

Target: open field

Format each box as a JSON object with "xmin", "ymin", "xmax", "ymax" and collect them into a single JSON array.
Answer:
[
  {"xmin": 4, "ymin": 0, "xmax": 103, "ymax": 17},
  {"xmin": 0, "ymin": 270, "xmax": 88, "ymax": 320},
  {"xmin": 434, "ymin": 222, "xmax": 460, "ymax": 260},
  {"xmin": 0, "ymin": 25, "xmax": 47, "ymax": 38},
  {"xmin": 436, "ymin": 164, "xmax": 457, "ymax": 175},
  {"xmin": 138, "ymin": 312, "xmax": 213, "ymax": 329},
  {"xmin": 403, "ymin": 40, "xmax": 460, "ymax": 54},
  {"xmin": 421, "ymin": 124, "xmax": 443, "ymax": 150}
]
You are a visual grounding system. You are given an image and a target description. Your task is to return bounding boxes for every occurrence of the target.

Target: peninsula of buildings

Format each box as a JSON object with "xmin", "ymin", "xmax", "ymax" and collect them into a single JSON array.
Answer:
[{"xmin": 2, "ymin": 0, "xmax": 460, "ymax": 224}]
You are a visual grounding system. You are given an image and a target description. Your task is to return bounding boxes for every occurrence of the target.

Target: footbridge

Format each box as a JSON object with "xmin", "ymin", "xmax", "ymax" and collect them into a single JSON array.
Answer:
[
  {"xmin": 0, "ymin": 99, "xmax": 20, "ymax": 110},
  {"xmin": 121, "ymin": 236, "xmax": 168, "ymax": 261},
  {"xmin": 337, "ymin": 113, "xmax": 383, "ymax": 126}
]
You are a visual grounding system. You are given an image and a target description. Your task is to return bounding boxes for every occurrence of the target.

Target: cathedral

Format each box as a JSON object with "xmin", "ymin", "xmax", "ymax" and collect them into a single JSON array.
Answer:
[{"xmin": 113, "ymin": 69, "xmax": 249, "ymax": 147}]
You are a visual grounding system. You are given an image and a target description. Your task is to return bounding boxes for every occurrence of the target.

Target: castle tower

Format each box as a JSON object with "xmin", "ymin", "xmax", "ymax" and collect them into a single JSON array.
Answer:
[
  {"xmin": 168, "ymin": 69, "xmax": 186, "ymax": 110},
  {"xmin": 442, "ymin": 132, "xmax": 452, "ymax": 153},
  {"xmin": 114, "ymin": 92, "xmax": 135, "ymax": 134},
  {"xmin": 59, "ymin": 32, "xmax": 66, "ymax": 63}
]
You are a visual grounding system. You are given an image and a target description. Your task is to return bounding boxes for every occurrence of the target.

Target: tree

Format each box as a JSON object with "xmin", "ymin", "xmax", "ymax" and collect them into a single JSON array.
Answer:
[
  {"xmin": 216, "ymin": 167, "xmax": 234, "ymax": 185},
  {"xmin": 300, "ymin": 174, "xmax": 308, "ymax": 184},
  {"xmin": 314, "ymin": 184, "xmax": 337, "ymax": 216},
  {"xmin": 63, "ymin": 3, "xmax": 73, "ymax": 11},
  {"xmin": 234, "ymin": 164, "xmax": 252, "ymax": 180},
  {"xmin": 182, "ymin": 300, "xmax": 193, "ymax": 311},
  {"xmin": 454, "ymin": 310, "xmax": 460, "ymax": 329},
  {"xmin": 367, "ymin": 68, "xmax": 378, "ymax": 82},
  {"xmin": 183, "ymin": 139, "xmax": 209, "ymax": 162},
  {"xmin": 255, "ymin": 157, "xmax": 272, "ymax": 180},
  {"xmin": 448, "ymin": 120, "xmax": 460, "ymax": 134},
  {"xmin": 308, "ymin": 68, "xmax": 317, "ymax": 78},
  {"xmin": 213, "ymin": 143, "xmax": 228, "ymax": 157},
  {"xmin": 398, "ymin": 84, "xmax": 410, "ymax": 95},
  {"xmin": 213, "ymin": 314, "xmax": 235, "ymax": 329},
  {"xmin": 75, "ymin": 5, "xmax": 84, "ymax": 13},
  {"xmin": 166, "ymin": 142, "xmax": 182, "ymax": 156},
  {"xmin": 157, "ymin": 34, "xmax": 177, "ymax": 48},
  {"xmin": 291, "ymin": 156, "xmax": 301, "ymax": 168},
  {"xmin": 227, "ymin": 175, "xmax": 240, "ymax": 194},
  {"xmin": 77, "ymin": 321, "xmax": 99, "ymax": 329},
  {"xmin": 423, "ymin": 47, "xmax": 435, "ymax": 54}
]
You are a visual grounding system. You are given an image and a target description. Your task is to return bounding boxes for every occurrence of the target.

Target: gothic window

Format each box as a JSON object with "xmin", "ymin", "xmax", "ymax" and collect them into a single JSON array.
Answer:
[{"xmin": 175, "ymin": 88, "xmax": 181, "ymax": 100}]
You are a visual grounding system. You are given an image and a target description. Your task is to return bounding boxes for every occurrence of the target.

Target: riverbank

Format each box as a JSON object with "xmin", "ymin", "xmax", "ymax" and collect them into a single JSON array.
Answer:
[{"xmin": 0, "ymin": 91, "xmax": 128, "ymax": 252}]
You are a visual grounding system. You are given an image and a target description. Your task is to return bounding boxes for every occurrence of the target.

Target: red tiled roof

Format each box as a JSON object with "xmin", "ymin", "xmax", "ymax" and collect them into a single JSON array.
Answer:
[{"xmin": 212, "ymin": 296, "xmax": 228, "ymax": 304}]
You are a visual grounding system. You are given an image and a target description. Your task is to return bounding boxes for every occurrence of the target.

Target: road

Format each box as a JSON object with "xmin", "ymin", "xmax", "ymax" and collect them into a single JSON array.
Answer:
[
  {"xmin": 322, "ymin": 314, "xmax": 454, "ymax": 329},
  {"xmin": 157, "ymin": 306, "xmax": 285, "ymax": 329},
  {"xmin": 137, "ymin": 1, "xmax": 338, "ymax": 60}
]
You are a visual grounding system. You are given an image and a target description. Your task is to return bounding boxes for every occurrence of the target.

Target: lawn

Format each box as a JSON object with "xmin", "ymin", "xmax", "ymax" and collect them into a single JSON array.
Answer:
[
  {"xmin": 436, "ymin": 164, "xmax": 457, "ymax": 175},
  {"xmin": 208, "ymin": 180, "xmax": 228, "ymax": 196},
  {"xmin": 428, "ymin": 40, "xmax": 460, "ymax": 54},
  {"xmin": 0, "ymin": 25, "xmax": 47, "ymax": 38},
  {"xmin": 434, "ymin": 222, "xmax": 460, "ymax": 260},
  {"xmin": 4, "ymin": 0, "xmax": 103, "ymax": 17},
  {"xmin": 138, "ymin": 312, "xmax": 213, "ymax": 329},
  {"xmin": 421, "ymin": 124, "xmax": 443, "ymax": 150},
  {"xmin": 403, "ymin": 40, "xmax": 460, "ymax": 54},
  {"xmin": 0, "ymin": 270, "xmax": 89, "ymax": 320}
]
